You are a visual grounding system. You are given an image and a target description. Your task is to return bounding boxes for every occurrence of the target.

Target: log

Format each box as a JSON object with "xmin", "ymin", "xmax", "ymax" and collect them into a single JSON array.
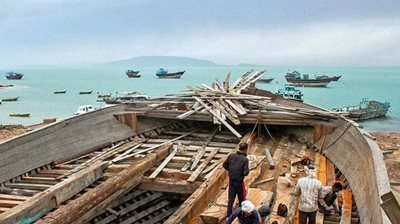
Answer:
[{"xmin": 36, "ymin": 144, "xmax": 171, "ymax": 224}]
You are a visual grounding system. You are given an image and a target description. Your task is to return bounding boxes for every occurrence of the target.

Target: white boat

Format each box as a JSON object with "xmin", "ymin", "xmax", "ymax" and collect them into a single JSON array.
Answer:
[{"xmin": 73, "ymin": 105, "xmax": 96, "ymax": 115}]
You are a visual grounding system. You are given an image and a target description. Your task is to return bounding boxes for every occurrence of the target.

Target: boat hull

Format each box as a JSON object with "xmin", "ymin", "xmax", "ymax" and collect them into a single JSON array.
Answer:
[
  {"xmin": 126, "ymin": 71, "xmax": 141, "ymax": 78},
  {"xmin": 9, "ymin": 113, "xmax": 30, "ymax": 117},
  {"xmin": 256, "ymin": 78, "xmax": 274, "ymax": 83},
  {"xmin": 6, "ymin": 74, "xmax": 23, "ymax": 80},
  {"xmin": 156, "ymin": 71, "xmax": 185, "ymax": 79},
  {"xmin": 286, "ymin": 79, "xmax": 330, "ymax": 87}
]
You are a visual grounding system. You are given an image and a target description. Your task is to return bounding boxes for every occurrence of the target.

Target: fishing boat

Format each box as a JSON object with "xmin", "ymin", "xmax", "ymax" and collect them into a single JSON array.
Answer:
[
  {"xmin": 0, "ymin": 84, "xmax": 13, "ymax": 88},
  {"xmin": 126, "ymin": 70, "xmax": 141, "ymax": 78},
  {"xmin": 2, "ymin": 97, "xmax": 19, "ymax": 102},
  {"xmin": 97, "ymin": 93, "xmax": 112, "ymax": 98},
  {"xmin": 277, "ymin": 85, "xmax": 303, "ymax": 102},
  {"xmin": 0, "ymin": 70, "xmax": 397, "ymax": 224},
  {"xmin": 73, "ymin": 105, "xmax": 96, "ymax": 115},
  {"xmin": 5, "ymin": 72, "xmax": 23, "ymax": 80},
  {"xmin": 105, "ymin": 91, "xmax": 149, "ymax": 105},
  {"xmin": 285, "ymin": 70, "xmax": 331, "ymax": 87},
  {"xmin": 54, "ymin": 90, "xmax": 67, "ymax": 94},
  {"xmin": 9, "ymin": 113, "xmax": 30, "ymax": 117},
  {"xmin": 316, "ymin": 74, "xmax": 342, "ymax": 81},
  {"xmin": 156, "ymin": 68, "xmax": 185, "ymax": 79},
  {"xmin": 79, "ymin": 90, "xmax": 93, "ymax": 95},
  {"xmin": 332, "ymin": 98, "xmax": 391, "ymax": 121},
  {"xmin": 256, "ymin": 78, "xmax": 274, "ymax": 83}
]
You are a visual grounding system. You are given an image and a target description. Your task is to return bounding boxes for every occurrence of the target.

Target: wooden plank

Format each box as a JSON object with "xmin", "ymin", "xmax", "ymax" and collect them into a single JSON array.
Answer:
[
  {"xmin": 339, "ymin": 190, "xmax": 352, "ymax": 224},
  {"xmin": 149, "ymin": 148, "xmax": 178, "ymax": 179},
  {"xmin": 380, "ymin": 191, "xmax": 400, "ymax": 224},
  {"xmin": 326, "ymin": 159, "xmax": 336, "ymax": 186},
  {"xmin": 205, "ymin": 99, "xmax": 240, "ymax": 125},
  {"xmin": 187, "ymin": 148, "xmax": 220, "ymax": 183},
  {"xmin": 177, "ymin": 105, "xmax": 204, "ymax": 119},
  {"xmin": 4, "ymin": 183, "xmax": 53, "ymax": 191},
  {"xmin": 226, "ymin": 99, "xmax": 247, "ymax": 115},
  {"xmin": 0, "ymin": 161, "xmax": 106, "ymax": 224},
  {"xmin": 318, "ymin": 155, "xmax": 327, "ymax": 185},
  {"xmin": 0, "ymin": 194, "xmax": 29, "ymax": 201},
  {"xmin": 190, "ymin": 127, "xmax": 219, "ymax": 171},
  {"xmin": 264, "ymin": 147, "xmax": 275, "ymax": 169},
  {"xmin": 140, "ymin": 177, "xmax": 201, "ymax": 194},
  {"xmin": 193, "ymin": 96, "xmax": 242, "ymax": 138},
  {"xmin": 0, "ymin": 199, "xmax": 22, "ymax": 208}
]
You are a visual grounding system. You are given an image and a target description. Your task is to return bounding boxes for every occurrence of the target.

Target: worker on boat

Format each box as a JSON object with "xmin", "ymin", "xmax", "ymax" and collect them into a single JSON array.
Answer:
[
  {"xmin": 223, "ymin": 142, "xmax": 250, "ymax": 217},
  {"xmin": 318, "ymin": 182, "xmax": 343, "ymax": 215},
  {"xmin": 293, "ymin": 165, "xmax": 323, "ymax": 224},
  {"xmin": 226, "ymin": 200, "xmax": 261, "ymax": 224}
]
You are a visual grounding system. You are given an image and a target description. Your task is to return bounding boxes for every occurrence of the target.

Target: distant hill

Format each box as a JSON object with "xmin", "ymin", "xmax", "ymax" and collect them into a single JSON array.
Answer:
[{"xmin": 101, "ymin": 56, "xmax": 218, "ymax": 67}]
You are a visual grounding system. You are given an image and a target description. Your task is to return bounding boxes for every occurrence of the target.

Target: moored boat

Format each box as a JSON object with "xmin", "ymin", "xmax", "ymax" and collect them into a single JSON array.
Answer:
[
  {"xmin": 5, "ymin": 72, "xmax": 23, "ymax": 80},
  {"xmin": 126, "ymin": 70, "xmax": 141, "ymax": 78},
  {"xmin": 285, "ymin": 70, "xmax": 331, "ymax": 87},
  {"xmin": 73, "ymin": 105, "xmax": 96, "ymax": 115},
  {"xmin": 54, "ymin": 90, "xmax": 67, "ymax": 94},
  {"xmin": 256, "ymin": 78, "xmax": 274, "ymax": 83},
  {"xmin": 316, "ymin": 74, "xmax": 342, "ymax": 81},
  {"xmin": 9, "ymin": 113, "xmax": 30, "ymax": 117},
  {"xmin": 277, "ymin": 85, "xmax": 303, "ymax": 102},
  {"xmin": 79, "ymin": 90, "xmax": 93, "ymax": 95},
  {"xmin": 104, "ymin": 91, "xmax": 149, "ymax": 105},
  {"xmin": 97, "ymin": 93, "xmax": 112, "ymax": 98},
  {"xmin": 156, "ymin": 68, "xmax": 185, "ymax": 79},
  {"xmin": 332, "ymin": 98, "xmax": 391, "ymax": 121},
  {"xmin": 2, "ymin": 97, "xmax": 19, "ymax": 102}
]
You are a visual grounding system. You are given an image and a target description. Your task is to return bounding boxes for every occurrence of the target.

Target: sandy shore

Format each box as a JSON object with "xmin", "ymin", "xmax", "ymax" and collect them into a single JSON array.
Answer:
[{"xmin": 1, "ymin": 125, "xmax": 399, "ymax": 187}]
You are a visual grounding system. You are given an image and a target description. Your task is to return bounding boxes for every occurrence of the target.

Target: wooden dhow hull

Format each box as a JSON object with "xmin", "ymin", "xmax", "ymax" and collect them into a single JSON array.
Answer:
[{"xmin": 0, "ymin": 70, "xmax": 397, "ymax": 224}]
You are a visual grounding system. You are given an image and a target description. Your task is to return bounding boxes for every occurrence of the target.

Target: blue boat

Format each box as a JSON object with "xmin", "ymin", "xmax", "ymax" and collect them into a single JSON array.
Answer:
[
  {"xmin": 6, "ymin": 72, "xmax": 23, "ymax": 80},
  {"xmin": 277, "ymin": 85, "xmax": 303, "ymax": 102},
  {"xmin": 156, "ymin": 68, "xmax": 185, "ymax": 79}
]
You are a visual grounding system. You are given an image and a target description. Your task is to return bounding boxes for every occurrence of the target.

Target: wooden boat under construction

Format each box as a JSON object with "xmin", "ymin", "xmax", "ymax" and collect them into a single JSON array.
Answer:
[{"xmin": 0, "ymin": 70, "xmax": 399, "ymax": 224}]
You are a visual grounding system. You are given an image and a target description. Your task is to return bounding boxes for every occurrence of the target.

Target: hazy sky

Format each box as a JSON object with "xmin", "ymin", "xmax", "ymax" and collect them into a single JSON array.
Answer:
[{"xmin": 1, "ymin": 0, "xmax": 400, "ymax": 67}]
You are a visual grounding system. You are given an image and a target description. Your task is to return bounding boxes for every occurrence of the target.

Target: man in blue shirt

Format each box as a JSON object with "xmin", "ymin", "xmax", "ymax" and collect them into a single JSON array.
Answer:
[{"xmin": 226, "ymin": 200, "xmax": 260, "ymax": 224}]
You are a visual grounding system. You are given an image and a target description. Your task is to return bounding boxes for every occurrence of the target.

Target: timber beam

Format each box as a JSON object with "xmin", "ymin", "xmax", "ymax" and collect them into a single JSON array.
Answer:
[{"xmin": 139, "ymin": 177, "xmax": 201, "ymax": 194}]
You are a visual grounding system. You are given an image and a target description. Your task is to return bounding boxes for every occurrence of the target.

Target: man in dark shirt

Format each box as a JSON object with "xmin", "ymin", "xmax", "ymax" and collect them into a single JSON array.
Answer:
[
  {"xmin": 223, "ymin": 142, "xmax": 250, "ymax": 217},
  {"xmin": 226, "ymin": 200, "xmax": 260, "ymax": 224}
]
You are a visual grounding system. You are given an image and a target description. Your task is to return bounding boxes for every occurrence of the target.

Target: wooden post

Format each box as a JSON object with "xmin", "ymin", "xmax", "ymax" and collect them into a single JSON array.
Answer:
[{"xmin": 339, "ymin": 190, "xmax": 352, "ymax": 224}]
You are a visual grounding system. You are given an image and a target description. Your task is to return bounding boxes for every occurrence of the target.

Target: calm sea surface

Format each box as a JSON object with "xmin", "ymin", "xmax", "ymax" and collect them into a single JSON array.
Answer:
[{"xmin": 0, "ymin": 66, "xmax": 399, "ymax": 132}]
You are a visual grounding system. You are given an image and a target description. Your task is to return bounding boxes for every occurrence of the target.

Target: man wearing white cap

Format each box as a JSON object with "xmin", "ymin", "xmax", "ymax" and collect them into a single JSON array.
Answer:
[{"xmin": 226, "ymin": 200, "xmax": 261, "ymax": 224}]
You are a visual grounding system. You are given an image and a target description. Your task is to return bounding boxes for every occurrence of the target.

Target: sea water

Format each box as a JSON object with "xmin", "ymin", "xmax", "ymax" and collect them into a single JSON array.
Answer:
[{"xmin": 0, "ymin": 66, "xmax": 399, "ymax": 132}]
